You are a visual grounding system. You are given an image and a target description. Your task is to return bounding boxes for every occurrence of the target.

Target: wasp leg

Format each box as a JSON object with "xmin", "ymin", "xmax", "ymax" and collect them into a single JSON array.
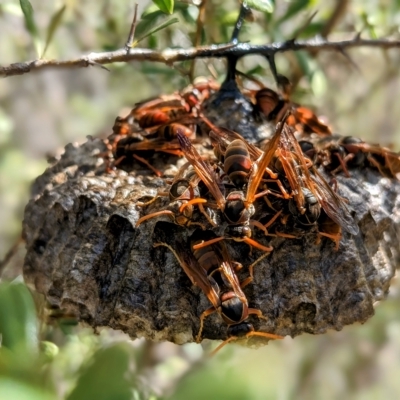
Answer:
[
  {"xmin": 367, "ymin": 154, "xmax": 389, "ymax": 177},
  {"xmin": 132, "ymin": 154, "xmax": 163, "ymax": 177},
  {"xmin": 242, "ymin": 237, "xmax": 273, "ymax": 253},
  {"xmin": 135, "ymin": 210, "xmax": 175, "ymax": 227},
  {"xmin": 137, "ymin": 192, "xmax": 169, "ymax": 207},
  {"xmin": 249, "ymin": 220, "xmax": 276, "ymax": 237},
  {"xmin": 196, "ymin": 307, "xmax": 217, "ymax": 343},
  {"xmin": 264, "ymin": 210, "xmax": 283, "ymax": 229},
  {"xmin": 317, "ymin": 231, "xmax": 341, "ymax": 250},
  {"xmin": 275, "ymin": 230, "xmax": 298, "ymax": 239},
  {"xmin": 198, "ymin": 203, "xmax": 217, "ymax": 227},
  {"xmin": 331, "ymin": 153, "xmax": 351, "ymax": 177},
  {"xmin": 241, "ymin": 252, "xmax": 271, "ymax": 288},
  {"xmin": 192, "ymin": 236, "xmax": 225, "ymax": 250},
  {"xmin": 179, "ymin": 198, "xmax": 207, "ymax": 213},
  {"xmin": 261, "ymin": 179, "xmax": 291, "ymax": 199}
]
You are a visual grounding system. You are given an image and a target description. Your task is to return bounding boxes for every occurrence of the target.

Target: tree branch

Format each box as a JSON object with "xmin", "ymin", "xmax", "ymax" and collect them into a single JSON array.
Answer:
[{"xmin": 2, "ymin": 36, "xmax": 400, "ymax": 78}]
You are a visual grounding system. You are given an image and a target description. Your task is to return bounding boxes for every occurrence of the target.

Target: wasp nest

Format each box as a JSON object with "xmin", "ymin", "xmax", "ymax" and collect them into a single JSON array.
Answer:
[{"xmin": 23, "ymin": 82, "xmax": 400, "ymax": 345}]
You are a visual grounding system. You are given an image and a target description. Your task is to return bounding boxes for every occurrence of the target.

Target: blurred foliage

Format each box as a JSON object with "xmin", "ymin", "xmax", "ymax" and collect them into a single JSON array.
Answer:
[{"xmin": 1, "ymin": 0, "xmax": 400, "ymax": 399}]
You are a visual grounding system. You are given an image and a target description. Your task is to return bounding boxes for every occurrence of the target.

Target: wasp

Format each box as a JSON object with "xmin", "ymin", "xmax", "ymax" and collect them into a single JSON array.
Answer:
[
  {"xmin": 127, "ymin": 77, "xmax": 220, "ymax": 130},
  {"xmin": 136, "ymin": 159, "xmax": 219, "ymax": 230},
  {"xmin": 315, "ymin": 136, "xmax": 400, "ymax": 180},
  {"xmin": 276, "ymin": 126, "xmax": 359, "ymax": 247},
  {"xmin": 154, "ymin": 229, "xmax": 282, "ymax": 354},
  {"xmin": 177, "ymin": 118, "xmax": 292, "ymax": 252},
  {"xmin": 253, "ymin": 77, "xmax": 332, "ymax": 136},
  {"xmin": 180, "ymin": 77, "xmax": 221, "ymax": 109},
  {"xmin": 112, "ymin": 123, "xmax": 197, "ymax": 176}
]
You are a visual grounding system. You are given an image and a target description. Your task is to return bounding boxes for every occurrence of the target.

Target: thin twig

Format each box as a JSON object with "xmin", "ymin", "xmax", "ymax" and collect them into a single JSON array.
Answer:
[
  {"xmin": 321, "ymin": 0, "xmax": 349, "ymax": 38},
  {"xmin": 189, "ymin": 0, "xmax": 208, "ymax": 81},
  {"xmin": 125, "ymin": 3, "xmax": 139, "ymax": 52},
  {"xmin": 0, "ymin": 236, "xmax": 24, "ymax": 277},
  {"xmin": 2, "ymin": 37, "xmax": 400, "ymax": 78},
  {"xmin": 231, "ymin": 2, "xmax": 251, "ymax": 44}
]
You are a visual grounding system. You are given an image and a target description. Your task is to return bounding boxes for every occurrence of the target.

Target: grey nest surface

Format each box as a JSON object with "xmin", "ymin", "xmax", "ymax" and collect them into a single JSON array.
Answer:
[{"xmin": 22, "ymin": 134, "xmax": 400, "ymax": 344}]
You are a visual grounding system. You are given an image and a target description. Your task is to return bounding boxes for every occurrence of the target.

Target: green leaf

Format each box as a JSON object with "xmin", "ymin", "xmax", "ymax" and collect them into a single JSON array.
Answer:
[
  {"xmin": 246, "ymin": 0, "xmax": 274, "ymax": 13},
  {"xmin": 152, "ymin": 0, "xmax": 174, "ymax": 15},
  {"xmin": 41, "ymin": 5, "xmax": 66, "ymax": 58},
  {"xmin": 66, "ymin": 343, "xmax": 134, "ymax": 400},
  {"xmin": 19, "ymin": 0, "xmax": 41, "ymax": 56},
  {"xmin": 277, "ymin": 0, "xmax": 311, "ymax": 24},
  {"xmin": 221, "ymin": 11, "xmax": 240, "ymax": 26},
  {"xmin": 0, "ymin": 282, "xmax": 38, "ymax": 355},
  {"xmin": 0, "ymin": 378, "xmax": 54, "ymax": 400},
  {"xmin": 295, "ymin": 21, "xmax": 324, "ymax": 38},
  {"xmin": 172, "ymin": 360, "xmax": 255, "ymax": 400},
  {"xmin": 135, "ymin": 10, "xmax": 165, "ymax": 38},
  {"xmin": 132, "ymin": 17, "xmax": 179, "ymax": 47},
  {"xmin": 244, "ymin": 64, "xmax": 266, "ymax": 77}
]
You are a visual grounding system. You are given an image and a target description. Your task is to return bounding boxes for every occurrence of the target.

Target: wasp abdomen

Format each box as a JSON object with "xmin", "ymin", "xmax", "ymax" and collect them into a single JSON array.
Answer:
[{"xmin": 224, "ymin": 140, "xmax": 252, "ymax": 188}]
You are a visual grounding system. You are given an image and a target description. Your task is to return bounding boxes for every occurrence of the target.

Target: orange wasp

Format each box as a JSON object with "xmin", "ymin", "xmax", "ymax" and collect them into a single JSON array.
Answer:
[
  {"xmin": 180, "ymin": 77, "xmax": 221, "ymax": 109},
  {"xmin": 315, "ymin": 136, "xmax": 400, "ymax": 180},
  {"xmin": 154, "ymin": 227, "xmax": 282, "ymax": 354},
  {"xmin": 127, "ymin": 77, "xmax": 220, "ymax": 130},
  {"xmin": 277, "ymin": 126, "xmax": 359, "ymax": 247},
  {"xmin": 253, "ymin": 75, "xmax": 332, "ymax": 136},
  {"xmin": 112, "ymin": 122, "xmax": 197, "ymax": 176},
  {"xmin": 136, "ymin": 159, "xmax": 219, "ymax": 229},
  {"xmin": 176, "ymin": 118, "xmax": 290, "ymax": 252}
]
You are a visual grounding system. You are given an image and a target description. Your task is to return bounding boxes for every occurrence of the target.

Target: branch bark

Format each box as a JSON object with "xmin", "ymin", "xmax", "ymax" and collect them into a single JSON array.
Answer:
[{"xmin": 2, "ymin": 36, "xmax": 400, "ymax": 78}]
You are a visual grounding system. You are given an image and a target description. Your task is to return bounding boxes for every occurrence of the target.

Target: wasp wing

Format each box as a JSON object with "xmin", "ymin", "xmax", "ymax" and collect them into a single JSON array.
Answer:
[
  {"xmin": 245, "ymin": 120, "xmax": 287, "ymax": 204},
  {"xmin": 155, "ymin": 241, "xmax": 221, "ymax": 309},
  {"xmin": 311, "ymin": 168, "xmax": 359, "ymax": 235},
  {"xmin": 210, "ymin": 240, "xmax": 245, "ymax": 299},
  {"xmin": 177, "ymin": 132, "xmax": 226, "ymax": 210}
]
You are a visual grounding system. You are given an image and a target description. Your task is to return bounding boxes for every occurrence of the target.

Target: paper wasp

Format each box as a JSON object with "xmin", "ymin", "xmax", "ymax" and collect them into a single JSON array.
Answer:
[
  {"xmin": 204, "ymin": 114, "xmax": 358, "ymax": 247},
  {"xmin": 274, "ymin": 127, "xmax": 359, "ymax": 247},
  {"xmin": 252, "ymin": 75, "xmax": 332, "ymax": 136},
  {"xmin": 127, "ymin": 77, "xmax": 220, "ymax": 130},
  {"xmin": 108, "ymin": 77, "xmax": 219, "ymax": 174},
  {"xmin": 313, "ymin": 136, "xmax": 400, "ymax": 180},
  {"xmin": 110, "ymin": 122, "xmax": 197, "ymax": 176},
  {"xmin": 135, "ymin": 160, "xmax": 219, "ymax": 229},
  {"xmin": 153, "ymin": 228, "xmax": 282, "ymax": 354},
  {"xmin": 176, "ymin": 121, "xmax": 290, "ymax": 252}
]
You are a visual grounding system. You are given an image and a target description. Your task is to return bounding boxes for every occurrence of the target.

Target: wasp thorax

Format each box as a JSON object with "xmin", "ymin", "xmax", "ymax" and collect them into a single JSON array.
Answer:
[
  {"xmin": 299, "ymin": 140, "xmax": 316, "ymax": 161},
  {"xmin": 340, "ymin": 136, "xmax": 366, "ymax": 167},
  {"xmin": 223, "ymin": 191, "xmax": 253, "ymax": 224},
  {"xmin": 220, "ymin": 292, "xmax": 247, "ymax": 324},
  {"xmin": 289, "ymin": 188, "xmax": 320, "ymax": 226}
]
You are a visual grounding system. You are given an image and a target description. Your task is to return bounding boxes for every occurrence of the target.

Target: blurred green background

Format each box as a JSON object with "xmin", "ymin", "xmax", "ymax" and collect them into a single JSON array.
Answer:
[{"xmin": 1, "ymin": 0, "xmax": 400, "ymax": 399}]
